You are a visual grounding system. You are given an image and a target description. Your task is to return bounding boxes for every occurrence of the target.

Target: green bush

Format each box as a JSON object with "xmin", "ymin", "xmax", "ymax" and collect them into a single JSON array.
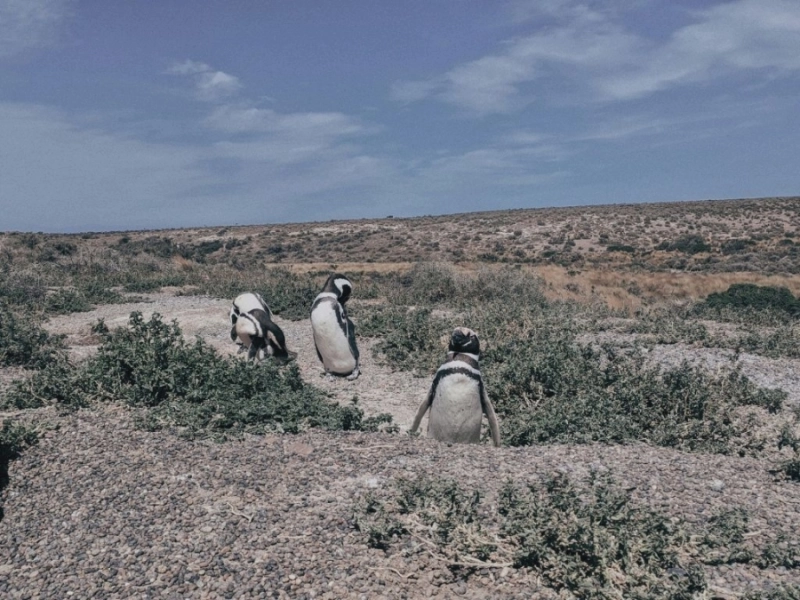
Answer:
[
  {"xmin": 498, "ymin": 472, "xmax": 703, "ymax": 597},
  {"xmin": 122, "ymin": 273, "xmax": 190, "ymax": 293},
  {"xmin": 743, "ymin": 587, "xmax": 800, "ymax": 600},
  {"xmin": 721, "ymin": 238, "xmax": 755, "ymax": 255},
  {"xmin": 5, "ymin": 312, "xmax": 388, "ymax": 439},
  {"xmin": 191, "ymin": 267, "xmax": 320, "ymax": 321},
  {"xmin": 44, "ymin": 289, "xmax": 93, "ymax": 314},
  {"xmin": 356, "ymin": 473, "xmax": 800, "ymax": 597},
  {"xmin": 701, "ymin": 284, "xmax": 800, "ymax": 316},
  {"xmin": 488, "ymin": 328, "xmax": 784, "ymax": 453},
  {"xmin": 0, "ymin": 304, "xmax": 65, "ymax": 368},
  {"xmin": 656, "ymin": 234, "xmax": 711, "ymax": 254},
  {"xmin": 0, "ymin": 271, "xmax": 47, "ymax": 306},
  {"xmin": 77, "ymin": 280, "xmax": 126, "ymax": 305},
  {"xmin": 355, "ymin": 472, "xmax": 704, "ymax": 599},
  {"xmin": 624, "ymin": 311, "xmax": 709, "ymax": 345},
  {"xmin": 606, "ymin": 244, "xmax": 636, "ymax": 253},
  {"xmin": 389, "ymin": 263, "xmax": 547, "ymax": 308},
  {"xmin": 359, "ymin": 306, "xmax": 447, "ymax": 375}
]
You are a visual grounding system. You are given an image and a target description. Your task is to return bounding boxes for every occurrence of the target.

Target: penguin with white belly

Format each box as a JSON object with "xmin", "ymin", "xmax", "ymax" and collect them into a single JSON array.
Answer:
[
  {"xmin": 310, "ymin": 273, "xmax": 360, "ymax": 379},
  {"xmin": 410, "ymin": 327, "xmax": 501, "ymax": 447},
  {"xmin": 230, "ymin": 292, "xmax": 295, "ymax": 363}
]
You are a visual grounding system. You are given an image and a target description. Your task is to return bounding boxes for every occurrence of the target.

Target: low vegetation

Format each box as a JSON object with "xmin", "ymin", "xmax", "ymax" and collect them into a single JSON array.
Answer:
[
  {"xmin": 3, "ymin": 312, "xmax": 392, "ymax": 440},
  {"xmin": 358, "ymin": 265, "xmax": 787, "ymax": 455},
  {"xmin": 700, "ymin": 283, "xmax": 800, "ymax": 317},
  {"xmin": 0, "ymin": 303, "xmax": 65, "ymax": 368},
  {"xmin": 354, "ymin": 471, "xmax": 800, "ymax": 599}
]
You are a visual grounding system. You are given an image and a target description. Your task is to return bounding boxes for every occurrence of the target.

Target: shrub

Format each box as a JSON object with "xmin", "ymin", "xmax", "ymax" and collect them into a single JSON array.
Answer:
[
  {"xmin": 359, "ymin": 306, "xmax": 447, "ymax": 375},
  {"xmin": 0, "ymin": 304, "xmax": 65, "ymax": 368},
  {"xmin": 190, "ymin": 268, "xmax": 320, "ymax": 321},
  {"xmin": 355, "ymin": 472, "xmax": 704, "ymax": 599},
  {"xmin": 656, "ymin": 234, "xmax": 711, "ymax": 254},
  {"xmin": 0, "ymin": 271, "xmax": 47, "ymax": 306},
  {"xmin": 393, "ymin": 263, "xmax": 458, "ymax": 304},
  {"xmin": 5, "ymin": 312, "xmax": 388, "ymax": 439},
  {"xmin": 388, "ymin": 263, "xmax": 547, "ymax": 308},
  {"xmin": 77, "ymin": 280, "xmax": 125, "ymax": 305},
  {"xmin": 701, "ymin": 284, "xmax": 800, "ymax": 316},
  {"xmin": 743, "ymin": 587, "xmax": 800, "ymax": 600},
  {"xmin": 721, "ymin": 238, "xmax": 755, "ymax": 255},
  {"xmin": 486, "ymin": 328, "xmax": 784, "ymax": 453},
  {"xmin": 606, "ymin": 244, "xmax": 636, "ymax": 253},
  {"xmin": 44, "ymin": 289, "xmax": 93, "ymax": 314}
]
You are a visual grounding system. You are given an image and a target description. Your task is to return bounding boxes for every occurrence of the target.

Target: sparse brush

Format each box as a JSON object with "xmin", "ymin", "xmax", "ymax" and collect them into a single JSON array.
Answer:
[
  {"xmin": 185, "ymin": 267, "xmax": 321, "ymax": 321},
  {"xmin": 355, "ymin": 471, "xmax": 705, "ymax": 599},
  {"xmin": 359, "ymin": 306, "xmax": 448, "ymax": 375},
  {"xmin": 5, "ymin": 312, "xmax": 391, "ymax": 439},
  {"xmin": 0, "ymin": 303, "xmax": 66, "ymax": 369},
  {"xmin": 742, "ymin": 586, "xmax": 800, "ymax": 600},
  {"xmin": 491, "ymin": 329, "xmax": 784, "ymax": 453},
  {"xmin": 388, "ymin": 263, "xmax": 547, "ymax": 308}
]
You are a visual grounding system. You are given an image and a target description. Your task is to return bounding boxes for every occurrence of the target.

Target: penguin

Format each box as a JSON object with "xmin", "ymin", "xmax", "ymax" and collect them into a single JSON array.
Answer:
[
  {"xmin": 310, "ymin": 273, "xmax": 360, "ymax": 379},
  {"xmin": 410, "ymin": 327, "xmax": 501, "ymax": 447},
  {"xmin": 229, "ymin": 292, "xmax": 295, "ymax": 363}
]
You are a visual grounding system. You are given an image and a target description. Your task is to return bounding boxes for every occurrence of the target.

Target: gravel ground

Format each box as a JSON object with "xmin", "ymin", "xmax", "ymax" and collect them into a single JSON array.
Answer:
[{"xmin": 2, "ymin": 295, "xmax": 800, "ymax": 598}]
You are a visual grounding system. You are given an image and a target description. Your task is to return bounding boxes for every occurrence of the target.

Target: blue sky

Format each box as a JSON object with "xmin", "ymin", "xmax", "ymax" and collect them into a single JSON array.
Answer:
[{"xmin": 1, "ymin": 0, "xmax": 799, "ymax": 232}]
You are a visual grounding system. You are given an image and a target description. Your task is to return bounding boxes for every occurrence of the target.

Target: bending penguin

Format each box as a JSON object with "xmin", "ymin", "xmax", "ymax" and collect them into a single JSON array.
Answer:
[
  {"xmin": 310, "ymin": 273, "xmax": 360, "ymax": 380},
  {"xmin": 410, "ymin": 327, "xmax": 501, "ymax": 447},
  {"xmin": 230, "ymin": 292, "xmax": 296, "ymax": 363}
]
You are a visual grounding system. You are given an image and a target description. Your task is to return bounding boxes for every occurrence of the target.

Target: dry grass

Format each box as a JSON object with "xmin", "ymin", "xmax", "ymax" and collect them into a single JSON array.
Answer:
[{"xmin": 2, "ymin": 196, "xmax": 799, "ymax": 308}]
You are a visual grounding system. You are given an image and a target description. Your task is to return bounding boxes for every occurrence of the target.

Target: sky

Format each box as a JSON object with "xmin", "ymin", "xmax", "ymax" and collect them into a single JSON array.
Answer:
[{"xmin": 1, "ymin": 0, "xmax": 799, "ymax": 233}]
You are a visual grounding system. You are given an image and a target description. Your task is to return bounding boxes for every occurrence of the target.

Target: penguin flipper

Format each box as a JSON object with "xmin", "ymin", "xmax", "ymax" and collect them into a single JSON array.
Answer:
[
  {"xmin": 334, "ymin": 304, "xmax": 360, "ymax": 363},
  {"xmin": 313, "ymin": 338, "xmax": 324, "ymax": 365},
  {"xmin": 410, "ymin": 385, "xmax": 435, "ymax": 434},
  {"xmin": 480, "ymin": 383, "xmax": 501, "ymax": 448},
  {"xmin": 346, "ymin": 316, "xmax": 360, "ymax": 362}
]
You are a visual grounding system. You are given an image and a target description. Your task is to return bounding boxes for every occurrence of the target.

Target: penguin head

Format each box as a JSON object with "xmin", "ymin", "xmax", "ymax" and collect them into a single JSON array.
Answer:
[
  {"xmin": 323, "ymin": 273, "xmax": 353, "ymax": 304},
  {"xmin": 449, "ymin": 327, "xmax": 480, "ymax": 355}
]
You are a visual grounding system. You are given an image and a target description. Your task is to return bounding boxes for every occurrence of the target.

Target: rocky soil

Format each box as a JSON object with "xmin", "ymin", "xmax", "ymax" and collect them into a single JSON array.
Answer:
[{"xmin": 2, "ymin": 294, "xmax": 800, "ymax": 599}]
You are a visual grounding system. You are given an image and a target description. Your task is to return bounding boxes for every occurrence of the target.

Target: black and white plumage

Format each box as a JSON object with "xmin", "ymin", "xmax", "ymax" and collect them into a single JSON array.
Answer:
[
  {"xmin": 310, "ymin": 273, "xmax": 360, "ymax": 379},
  {"xmin": 410, "ymin": 327, "xmax": 501, "ymax": 447},
  {"xmin": 229, "ymin": 292, "xmax": 295, "ymax": 363}
]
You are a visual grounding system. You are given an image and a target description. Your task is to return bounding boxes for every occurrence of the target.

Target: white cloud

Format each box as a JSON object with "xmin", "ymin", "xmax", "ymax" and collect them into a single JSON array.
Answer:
[
  {"xmin": 0, "ymin": 0, "xmax": 72, "ymax": 57},
  {"xmin": 168, "ymin": 60, "xmax": 242, "ymax": 102},
  {"xmin": 393, "ymin": 0, "xmax": 800, "ymax": 113},
  {"xmin": 600, "ymin": 0, "xmax": 800, "ymax": 99},
  {"xmin": 204, "ymin": 105, "xmax": 369, "ymax": 138},
  {"xmin": 0, "ymin": 103, "xmax": 211, "ymax": 231}
]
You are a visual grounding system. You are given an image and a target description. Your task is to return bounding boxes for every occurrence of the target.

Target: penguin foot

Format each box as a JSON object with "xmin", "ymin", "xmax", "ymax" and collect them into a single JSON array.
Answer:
[{"xmin": 346, "ymin": 367, "xmax": 361, "ymax": 381}]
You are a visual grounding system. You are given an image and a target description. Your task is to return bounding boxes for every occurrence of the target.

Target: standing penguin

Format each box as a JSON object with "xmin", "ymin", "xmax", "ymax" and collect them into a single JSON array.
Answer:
[
  {"xmin": 410, "ymin": 327, "xmax": 501, "ymax": 447},
  {"xmin": 230, "ymin": 292, "xmax": 295, "ymax": 363},
  {"xmin": 310, "ymin": 273, "xmax": 360, "ymax": 379}
]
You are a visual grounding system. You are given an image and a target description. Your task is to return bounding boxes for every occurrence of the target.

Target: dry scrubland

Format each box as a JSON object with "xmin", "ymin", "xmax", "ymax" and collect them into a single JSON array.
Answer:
[{"xmin": 2, "ymin": 197, "xmax": 800, "ymax": 599}]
